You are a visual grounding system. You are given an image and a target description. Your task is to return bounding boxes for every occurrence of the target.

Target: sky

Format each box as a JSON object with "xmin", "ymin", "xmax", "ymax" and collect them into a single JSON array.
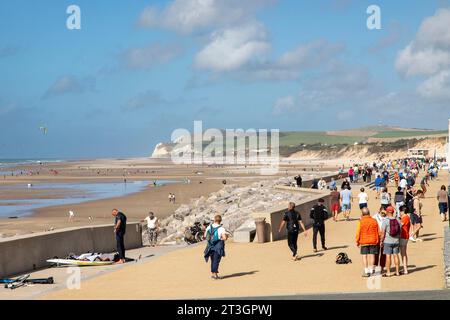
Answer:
[{"xmin": 1, "ymin": 0, "xmax": 450, "ymax": 159}]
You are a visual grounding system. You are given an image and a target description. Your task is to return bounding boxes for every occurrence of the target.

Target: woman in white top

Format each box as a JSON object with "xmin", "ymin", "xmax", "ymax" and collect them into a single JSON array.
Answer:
[{"xmin": 358, "ymin": 187, "xmax": 369, "ymax": 210}]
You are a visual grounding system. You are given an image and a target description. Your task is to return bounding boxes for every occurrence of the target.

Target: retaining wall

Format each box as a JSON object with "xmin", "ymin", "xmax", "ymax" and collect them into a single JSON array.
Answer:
[{"xmin": 0, "ymin": 223, "xmax": 142, "ymax": 278}]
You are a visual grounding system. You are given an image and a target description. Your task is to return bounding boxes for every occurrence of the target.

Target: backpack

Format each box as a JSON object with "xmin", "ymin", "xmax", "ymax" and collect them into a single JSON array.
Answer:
[
  {"xmin": 206, "ymin": 225, "xmax": 220, "ymax": 245},
  {"xmin": 336, "ymin": 252, "xmax": 352, "ymax": 264},
  {"xmin": 388, "ymin": 219, "xmax": 400, "ymax": 237}
]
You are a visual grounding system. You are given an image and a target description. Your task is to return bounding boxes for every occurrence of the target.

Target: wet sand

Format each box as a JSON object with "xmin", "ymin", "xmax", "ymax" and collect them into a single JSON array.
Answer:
[{"xmin": 0, "ymin": 158, "xmax": 332, "ymax": 237}]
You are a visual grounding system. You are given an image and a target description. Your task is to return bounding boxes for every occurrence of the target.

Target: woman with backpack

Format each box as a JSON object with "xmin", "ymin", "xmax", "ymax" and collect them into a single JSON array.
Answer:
[
  {"xmin": 204, "ymin": 215, "xmax": 229, "ymax": 280},
  {"xmin": 380, "ymin": 206, "xmax": 402, "ymax": 277}
]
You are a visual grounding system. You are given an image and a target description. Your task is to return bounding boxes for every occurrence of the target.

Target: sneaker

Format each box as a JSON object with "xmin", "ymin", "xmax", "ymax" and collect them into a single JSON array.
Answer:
[
  {"xmin": 313, "ymin": 249, "xmax": 318, "ymax": 253},
  {"xmin": 322, "ymin": 247, "xmax": 328, "ymax": 251},
  {"xmin": 362, "ymin": 272, "xmax": 370, "ymax": 278},
  {"xmin": 409, "ymin": 236, "xmax": 416, "ymax": 242}
]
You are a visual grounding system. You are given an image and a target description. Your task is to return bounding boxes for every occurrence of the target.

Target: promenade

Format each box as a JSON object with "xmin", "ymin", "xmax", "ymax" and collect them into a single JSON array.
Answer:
[{"xmin": 38, "ymin": 171, "xmax": 448, "ymax": 299}]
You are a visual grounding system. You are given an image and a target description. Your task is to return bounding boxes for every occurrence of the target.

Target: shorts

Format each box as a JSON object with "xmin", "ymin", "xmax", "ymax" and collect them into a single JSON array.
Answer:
[
  {"xmin": 360, "ymin": 245, "xmax": 379, "ymax": 255},
  {"xmin": 376, "ymin": 187, "xmax": 381, "ymax": 193},
  {"xmin": 331, "ymin": 203, "xmax": 340, "ymax": 212},
  {"xmin": 383, "ymin": 243, "xmax": 400, "ymax": 255},
  {"xmin": 400, "ymin": 238, "xmax": 408, "ymax": 247},
  {"xmin": 410, "ymin": 213, "xmax": 422, "ymax": 225},
  {"xmin": 439, "ymin": 202, "xmax": 448, "ymax": 214},
  {"xmin": 359, "ymin": 203, "xmax": 368, "ymax": 209},
  {"xmin": 342, "ymin": 203, "xmax": 351, "ymax": 211}
]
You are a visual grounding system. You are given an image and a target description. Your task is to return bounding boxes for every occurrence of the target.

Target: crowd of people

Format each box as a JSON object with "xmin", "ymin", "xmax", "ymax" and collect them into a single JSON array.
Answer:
[
  {"xmin": 283, "ymin": 157, "xmax": 448, "ymax": 278},
  {"xmin": 110, "ymin": 157, "xmax": 447, "ymax": 281}
]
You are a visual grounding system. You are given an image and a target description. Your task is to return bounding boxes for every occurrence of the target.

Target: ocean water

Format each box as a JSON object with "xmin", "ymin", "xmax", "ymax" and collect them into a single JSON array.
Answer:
[{"xmin": 0, "ymin": 180, "xmax": 178, "ymax": 218}]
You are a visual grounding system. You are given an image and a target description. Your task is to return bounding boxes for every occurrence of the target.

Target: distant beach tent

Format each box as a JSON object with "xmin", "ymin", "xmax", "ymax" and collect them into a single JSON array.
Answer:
[{"xmin": 39, "ymin": 126, "xmax": 48, "ymax": 135}]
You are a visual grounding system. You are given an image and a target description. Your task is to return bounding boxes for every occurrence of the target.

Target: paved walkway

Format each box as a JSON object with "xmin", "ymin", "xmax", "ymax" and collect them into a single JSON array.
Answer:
[{"xmin": 36, "ymin": 171, "xmax": 447, "ymax": 299}]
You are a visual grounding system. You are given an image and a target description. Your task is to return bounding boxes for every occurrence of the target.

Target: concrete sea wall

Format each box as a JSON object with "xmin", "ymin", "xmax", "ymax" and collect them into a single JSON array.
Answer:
[{"xmin": 0, "ymin": 223, "xmax": 142, "ymax": 278}]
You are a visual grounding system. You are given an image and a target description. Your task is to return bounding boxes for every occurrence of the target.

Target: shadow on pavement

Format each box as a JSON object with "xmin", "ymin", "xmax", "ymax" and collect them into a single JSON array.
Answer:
[
  {"xmin": 221, "ymin": 271, "xmax": 259, "ymax": 279},
  {"xmin": 408, "ymin": 265, "xmax": 436, "ymax": 274},
  {"xmin": 300, "ymin": 253, "xmax": 324, "ymax": 259}
]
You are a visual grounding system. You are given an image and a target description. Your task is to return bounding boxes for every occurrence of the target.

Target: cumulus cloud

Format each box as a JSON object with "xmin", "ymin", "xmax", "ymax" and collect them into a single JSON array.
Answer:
[
  {"xmin": 245, "ymin": 40, "xmax": 345, "ymax": 81},
  {"xmin": 194, "ymin": 22, "xmax": 270, "ymax": 72},
  {"xmin": 396, "ymin": 7, "xmax": 450, "ymax": 99},
  {"xmin": 120, "ymin": 43, "xmax": 182, "ymax": 70},
  {"xmin": 272, "ymin": 64, "xmax": 380, "ymax": 115},
  {"xmin": 43, "ymin": 75, "xmax": 95, "ymax": 99},
  {"xmin": 138, "ymin": 0, "xmax": 275, "ymax": 34}
]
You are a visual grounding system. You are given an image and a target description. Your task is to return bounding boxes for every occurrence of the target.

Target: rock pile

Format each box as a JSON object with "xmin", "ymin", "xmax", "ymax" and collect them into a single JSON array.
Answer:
[{"xmin": 155, "ymin": 176, "xmax": 312, "ymax": 244}]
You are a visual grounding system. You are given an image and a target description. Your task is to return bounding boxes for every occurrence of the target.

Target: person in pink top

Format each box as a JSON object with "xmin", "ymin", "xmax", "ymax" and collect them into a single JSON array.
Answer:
[{"xmin": 348, "ymin": 167, "xmax": 354, "ymax": 183}]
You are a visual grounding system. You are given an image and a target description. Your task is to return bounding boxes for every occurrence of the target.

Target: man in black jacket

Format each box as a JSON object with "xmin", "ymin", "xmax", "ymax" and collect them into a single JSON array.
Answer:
[
  {"xmin": 278, "ymin": 202, "xmax": 308, "ymax": 261},
  {"xmin": 310, "ymin": 199, "xmax": 328, "ymax": 252}
]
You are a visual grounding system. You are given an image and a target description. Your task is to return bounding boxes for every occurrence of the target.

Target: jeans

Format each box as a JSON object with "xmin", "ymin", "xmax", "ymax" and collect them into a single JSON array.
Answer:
[
  {"xmin": 116, "ymin": 232, "xmax": 126, "ymax": 260},
  {"xmin": 313, "ymin": 224, "xmax": 325, "ymax": 249},
  {"xmin": 287, "ymin": 231, "xmax": 299, "ymax": 257},
  {"xmin": 210, "ymin": 251, "xmax": 222, "ymax": 273}
]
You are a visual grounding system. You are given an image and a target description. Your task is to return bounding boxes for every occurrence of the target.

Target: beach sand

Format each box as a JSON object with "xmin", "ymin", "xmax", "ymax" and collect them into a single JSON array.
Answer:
[{"xmin": 0, "ymin": 158, "xmax": 334, "ymax": 237}]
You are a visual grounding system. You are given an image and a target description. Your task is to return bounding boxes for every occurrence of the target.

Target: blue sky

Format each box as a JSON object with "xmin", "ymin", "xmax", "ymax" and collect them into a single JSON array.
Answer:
[{"xmin": 1, "ymin": 0, "xmax": 450, "ymax": 158}]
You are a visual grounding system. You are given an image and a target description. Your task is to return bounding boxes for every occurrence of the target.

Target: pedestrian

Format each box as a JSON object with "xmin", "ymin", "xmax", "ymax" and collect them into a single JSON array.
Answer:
[
  {"xmin": 318, "ymin": 178, "xmax": 327, "ymax": 190},
  {"xmin": 380, "ymin": 206, "xmax": 401, "ymax": 277},
  {"xmin": 112, "ymin": 209, "xmax": 127, "ymax": 264},
  {"xmin": 372, "ymin": 207, "xmax": 387, "ymax": 272},
  {"xmin": 357, "ymin": 187, "xmax": 369, "ymax": 210},
  {"xmin": 399, "ymin": 205, "xmax": 410, "ymax": 275},
  {"xmin": 142, "ymin": 211, "xmax": 160, "ymax": 247},
  {"xmin": 356, "ymin": 207, "xmax": 379, "ymax": 277},
  {"xmin": 380, "ymin": 187, "xmax": 391, "ymax": 210},
  {"xmin": 204, "ymin": 215, "xmax": 229, "ymax": 280},
  {"xmin": 330, "ymin": 187, "xmax": 340, "ymax": 222},
  {"xmin": 310, "ymin": 198, "xmax": 328, "ymax": 252},
  {"xmin": 340, "ymin": 185, "xmax": 353, "ymax": 221},
  {"xmin": 420, "ymin": 174, "xmax": 429, "ymax": 195},
  {"xmin": 394, "ymin": 187, "xmax": 405, "ymax": 215},
  {"xmin": 329, "ymin": 178, "xmax": 337, "ymax": 190},
  {"xmin": 348, "ymin": 167, "xmax": 354, "ymax": 183},
  {"xmin": 410, "ymin": 190, "xmax": 424, "ymax": 242},
  {"xmin": 374, "ymin": 175, "xmax": 383, "ymax": 198},
  {"xmin": 278, "ymin": 202, "xmax": 308, "ymax": 261},
  {"xmin": 341, "ymin": 178, "xmax": 351, "ymax": 190},
  {"xmin": 437, "ymin": 185, "xmax": 448, "ymax": 222},
  {"xmin": 294, "ymin": 174, "xmax": 302, "ymax": 188}
]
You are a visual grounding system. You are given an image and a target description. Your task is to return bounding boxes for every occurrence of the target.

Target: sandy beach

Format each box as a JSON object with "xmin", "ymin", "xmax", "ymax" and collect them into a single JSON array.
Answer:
[{"xmin": 0, "ymin": 158, "xmax": 335, "ymax": 237}]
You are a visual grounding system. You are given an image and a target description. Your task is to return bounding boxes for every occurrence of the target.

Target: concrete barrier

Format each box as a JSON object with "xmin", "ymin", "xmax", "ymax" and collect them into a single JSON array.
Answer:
[
  {"xmin": 251, "ymin": 188, "xmax": 331, "ymax": 242},
  {"xmin": 0, "ymin": 223, "xmax": 142, "ymax": 278}
]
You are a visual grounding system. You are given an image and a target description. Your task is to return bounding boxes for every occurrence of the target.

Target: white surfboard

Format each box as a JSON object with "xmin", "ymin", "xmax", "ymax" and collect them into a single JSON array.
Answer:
[{"xmin": 46, "ymin": 259, "xmax": 114, "ymax": 266}]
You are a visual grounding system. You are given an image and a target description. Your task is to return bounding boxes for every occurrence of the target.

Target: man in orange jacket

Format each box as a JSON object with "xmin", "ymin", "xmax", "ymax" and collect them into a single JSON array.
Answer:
[{"xmin": 356, "ymin": 207, "xmax": 380, "ymax": 277}]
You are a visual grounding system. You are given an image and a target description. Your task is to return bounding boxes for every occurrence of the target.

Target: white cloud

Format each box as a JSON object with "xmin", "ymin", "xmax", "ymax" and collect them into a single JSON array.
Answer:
[
  {"xmin": 273, "ymin": 96, "xmax": 296, "ymax": 115},
  {"xmin": 120, "ymin": 43, "xmax": 182, "ymax": 70},
  {"xmin": 396, "ymin": 7, "xmax": 450, "ymax": 99},
  {"xmin": 138, "ymin": 0, "xmax": 275, "ymax": 34},
  {"xmin": 44, "ymin": 75, "xmax": 95, "ymax": 99},
  {"xmin": 194, "ymin": 22, "xmax": 270, "ymax": 72},
  {"xmin": 396, "ymin": 44, "xmax": 450, "ymax": 77},
  {"xmin": 271, "ymin": 65, "xmax": 380, "ymax": 115},
  {"xmin": 417, "ymin": 70, "xmax": 450, "ymax": 99}
]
